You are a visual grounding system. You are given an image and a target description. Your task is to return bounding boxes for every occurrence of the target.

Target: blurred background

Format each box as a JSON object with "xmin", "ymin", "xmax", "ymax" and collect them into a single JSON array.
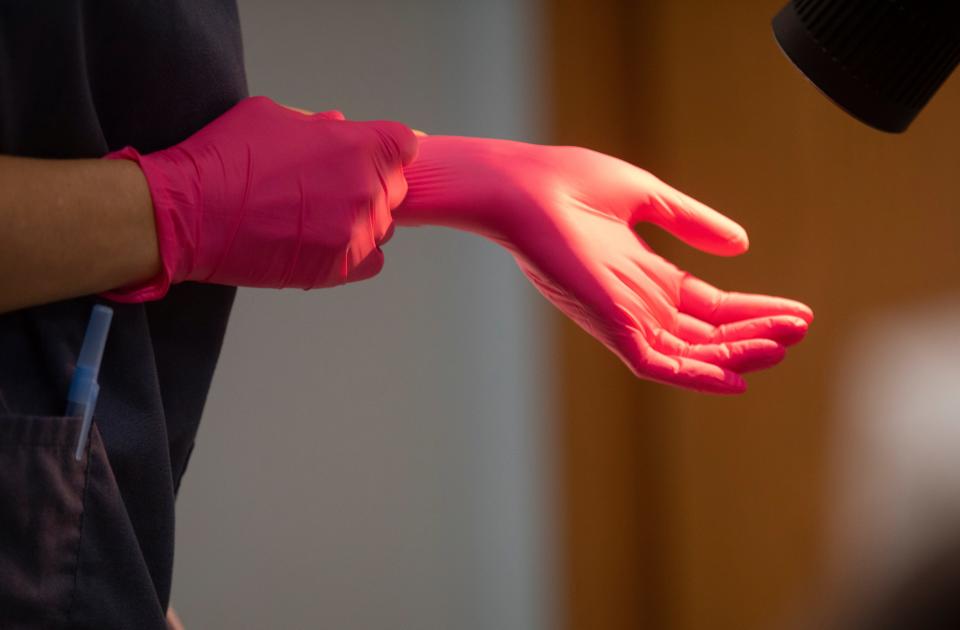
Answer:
[{"xmin": 171, "ymin": 0, "xmax": 960, "ymax": 629}]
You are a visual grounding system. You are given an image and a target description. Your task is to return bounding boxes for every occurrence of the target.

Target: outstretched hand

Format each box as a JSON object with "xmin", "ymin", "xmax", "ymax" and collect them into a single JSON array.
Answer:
[{"xmin": 394, "ymin": 136, "xmax": 812, "ymax": 394}]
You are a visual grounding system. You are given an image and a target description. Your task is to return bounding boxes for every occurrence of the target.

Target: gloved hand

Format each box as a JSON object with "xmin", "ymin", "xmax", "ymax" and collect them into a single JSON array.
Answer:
[
  {"xmin": 104, "ymin": 96, "xmax": 418, "ymax": 301},
  {"xmin": 395, "ymin": 136, "xmax": 813, "ymax": 394}
]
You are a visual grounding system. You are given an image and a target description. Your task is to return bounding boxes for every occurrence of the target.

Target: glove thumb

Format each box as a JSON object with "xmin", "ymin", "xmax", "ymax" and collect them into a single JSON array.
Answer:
[{"xmin": 636, "ymin": 176, "xmax": 749, "ymax": 257}]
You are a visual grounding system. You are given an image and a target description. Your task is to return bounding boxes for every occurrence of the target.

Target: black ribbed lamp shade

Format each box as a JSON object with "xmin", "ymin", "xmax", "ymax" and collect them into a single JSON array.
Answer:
[{"xmin": 773, "ymin": 0, "xmax": 960, "ymax": 133}]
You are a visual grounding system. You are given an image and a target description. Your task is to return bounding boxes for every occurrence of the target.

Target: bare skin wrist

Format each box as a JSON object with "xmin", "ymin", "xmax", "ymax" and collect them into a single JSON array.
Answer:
[{"xmin": 0, "ymin": 155, "xmax": 160, "ymax": 313}]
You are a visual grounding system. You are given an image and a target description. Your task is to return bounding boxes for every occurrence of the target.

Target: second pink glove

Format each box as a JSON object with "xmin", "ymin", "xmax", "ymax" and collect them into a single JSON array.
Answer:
[{"xmin": 395, "ymin": 136, "xmax": 813, "ymax": 394}]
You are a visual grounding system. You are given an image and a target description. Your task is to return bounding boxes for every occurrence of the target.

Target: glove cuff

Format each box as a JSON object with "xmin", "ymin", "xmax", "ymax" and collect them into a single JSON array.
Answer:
[{"xmin": 99, "ymin": 146, "xmax": 193, "ymax": 302}]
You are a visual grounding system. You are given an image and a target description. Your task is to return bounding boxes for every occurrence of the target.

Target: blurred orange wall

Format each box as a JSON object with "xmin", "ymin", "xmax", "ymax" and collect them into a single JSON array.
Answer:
[{"xmin": 547, "ymin": 1, "xmax": 960, "ymax": 629}]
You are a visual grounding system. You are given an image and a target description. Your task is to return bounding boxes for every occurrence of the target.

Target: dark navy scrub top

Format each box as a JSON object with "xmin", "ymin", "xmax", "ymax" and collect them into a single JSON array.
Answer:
[{"xmin": 0, "ymin": 2, "xmax": 247, "ymax": 627}]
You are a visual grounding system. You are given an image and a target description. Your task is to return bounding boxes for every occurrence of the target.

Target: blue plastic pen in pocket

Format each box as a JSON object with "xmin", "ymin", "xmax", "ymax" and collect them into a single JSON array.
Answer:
[{"xmin": 67, "ymin": 304, "xmax": 113, "ymax": 461}]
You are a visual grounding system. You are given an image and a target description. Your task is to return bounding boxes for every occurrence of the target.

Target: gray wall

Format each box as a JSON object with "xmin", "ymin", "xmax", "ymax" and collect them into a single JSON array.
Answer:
[{"xmin": 171, "ymin": 1, "xmax": 554, "ymax": 629}]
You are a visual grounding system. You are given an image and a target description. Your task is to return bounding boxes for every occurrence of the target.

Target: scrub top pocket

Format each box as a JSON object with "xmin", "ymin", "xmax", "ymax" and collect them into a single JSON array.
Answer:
[{"xmin": 0, "ymin": 414, "xmax": 92, "ymax": 629}]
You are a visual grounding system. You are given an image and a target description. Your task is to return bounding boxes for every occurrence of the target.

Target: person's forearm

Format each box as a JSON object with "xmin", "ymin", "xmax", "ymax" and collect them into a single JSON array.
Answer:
[{"xmin": 0, "ymin": 155, "xmax": 160, "ymax": 313}]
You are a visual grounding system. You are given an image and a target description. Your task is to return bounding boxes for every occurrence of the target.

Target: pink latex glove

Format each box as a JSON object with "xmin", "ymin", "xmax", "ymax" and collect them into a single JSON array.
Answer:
[
  {"xmin": 104, "ymin": 96, "xmax": 417, "ymax": 301},
  {"xmin": 395, "ymin": 136, "xmax": 813, "ymax": 394}
]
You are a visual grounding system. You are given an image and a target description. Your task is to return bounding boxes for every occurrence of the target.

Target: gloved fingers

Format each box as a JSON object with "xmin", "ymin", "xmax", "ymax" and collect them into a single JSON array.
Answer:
[
  {"xmin": 364, "ymin": 185, "xmax": 394, "ymax": 246},
  {"xmin": 315, "ymin": 109, "xmax": 346, "ymax": 121},
  {"xmin": 379, "ymin": 222, "xmax": 396, "ymax": 246},
  {"xmin": 679, "ymin": 274, "xmax": 814, "ymax": 325},
  {"xmin": 624, "ymin": 338, "xmax": 747, "ymax": 394},
  {"xmin": 676, "ymin": 312, "xmax": 810, "ymax": 346},
  {"xmin": 372, "ymin": 206, "xmax": 395, "ymax": 246},
  {"xmin": 382, "ymin": 162, "xmax": 409, "ymax": 211},
  {"xmin": 344, "ymin": 245, "xmax": 385, "ymax": 283},
  {"xmin": 652, "ymin": 329, "xmax": 787, "ymax": 373},
  {"xmin": 635, "ymin": 175, "xmax": 749, "ymax": 256},
  {"xmin": 518, "ymin": 259, "xmax": 746, "ymax": 392},
  {"xmin": 371, "ymin": 164, "xmax": 403, "ymax": 244},
  {"xmin": 369, "ymin": 120, "xmax": 420, "ymax": 166}
]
